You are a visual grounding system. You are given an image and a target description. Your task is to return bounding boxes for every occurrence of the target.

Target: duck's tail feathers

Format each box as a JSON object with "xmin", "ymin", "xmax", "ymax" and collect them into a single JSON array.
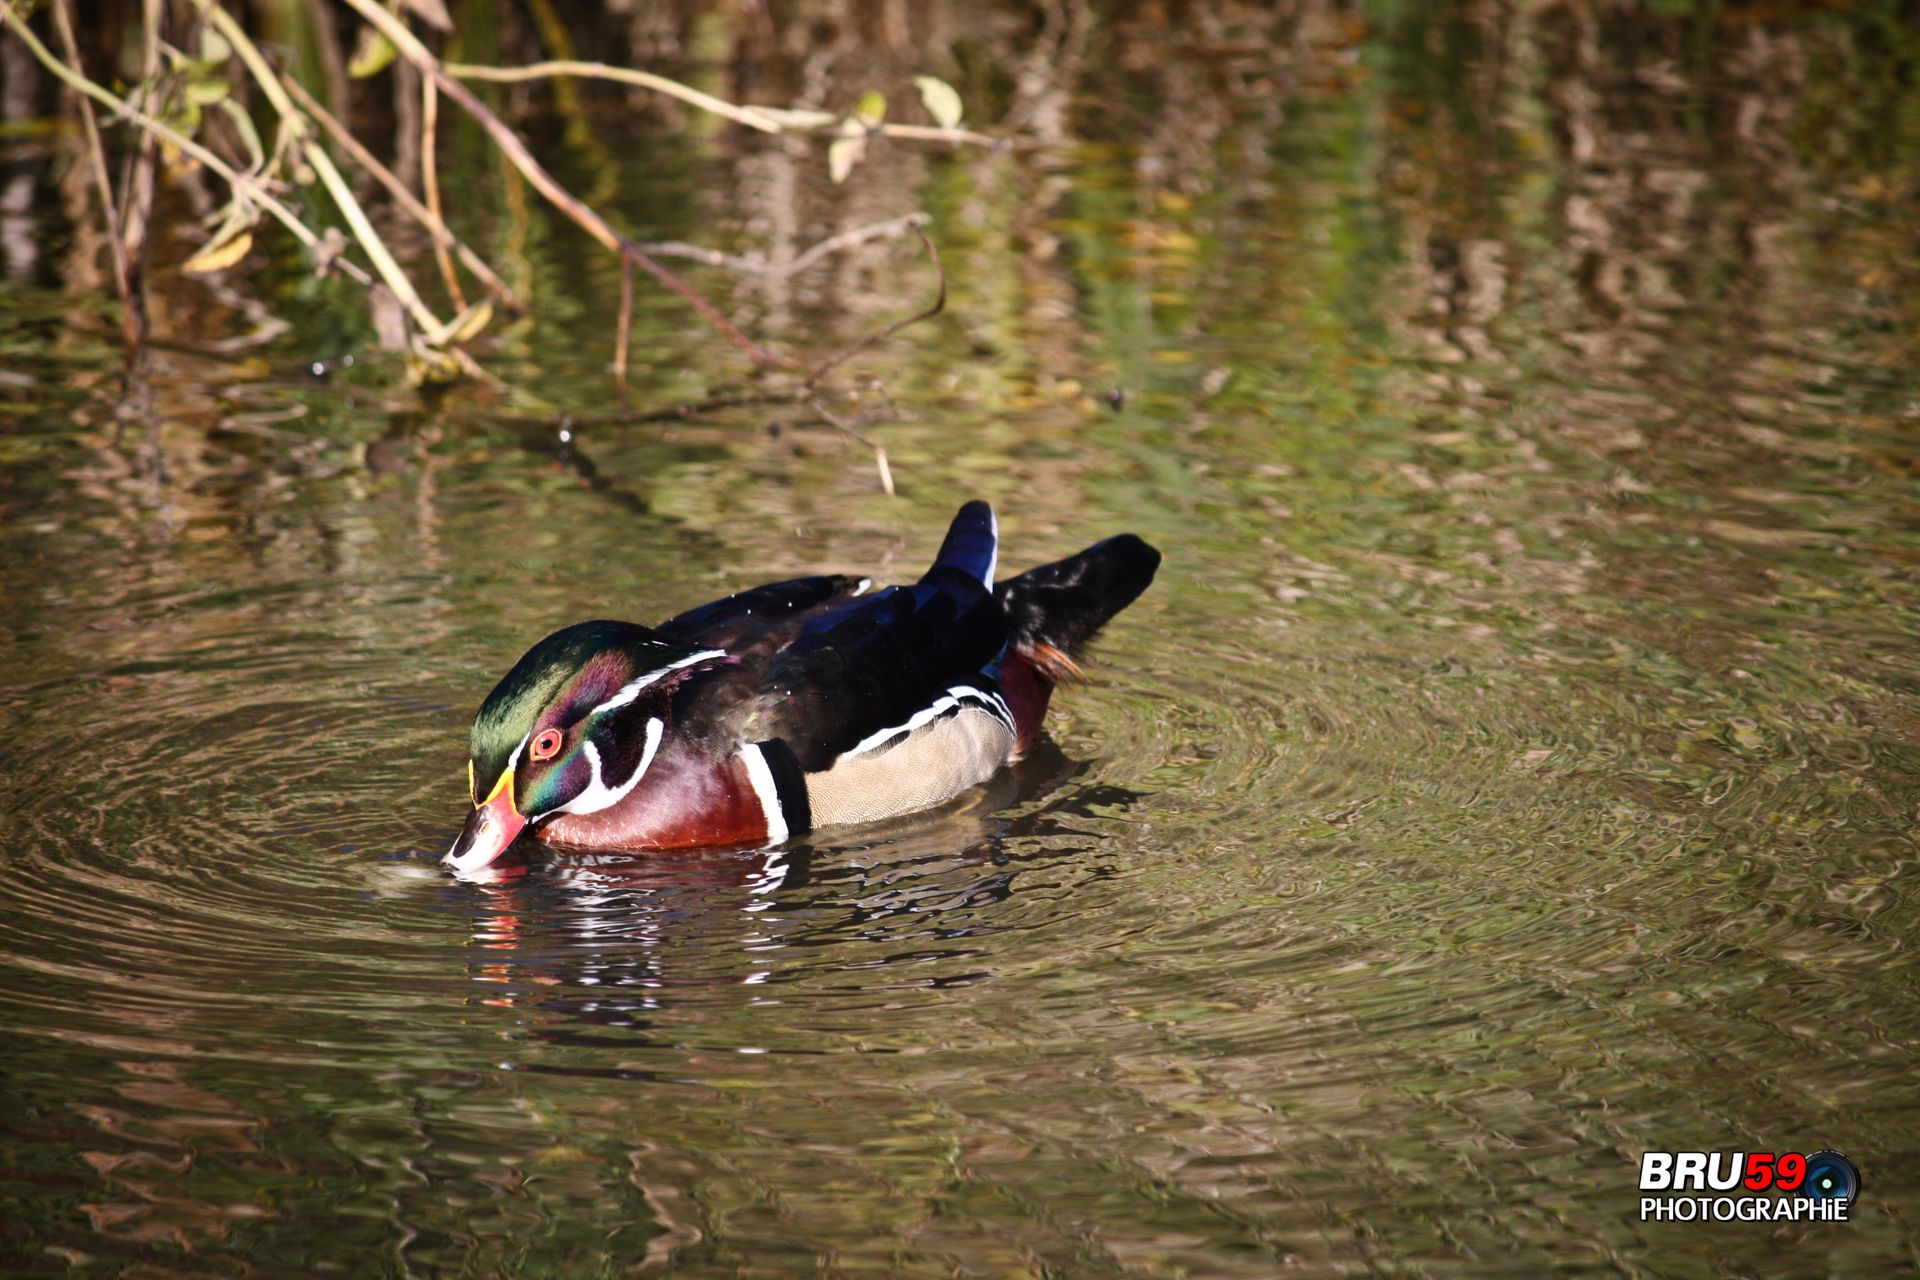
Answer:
[
  {"xmin": 924, "ymin": 500, "xmax": 1000, "ymax": 590},
  {"xmin": 996, "ymin": 533, "xmax": 1160, "ymax": 679}
]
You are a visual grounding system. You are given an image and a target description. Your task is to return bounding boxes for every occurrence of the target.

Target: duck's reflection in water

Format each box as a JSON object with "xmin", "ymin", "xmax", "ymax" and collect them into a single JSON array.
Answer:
[{"xmin": 458, "ymin": 743, "xmax": 1142, "ymax": 1047}]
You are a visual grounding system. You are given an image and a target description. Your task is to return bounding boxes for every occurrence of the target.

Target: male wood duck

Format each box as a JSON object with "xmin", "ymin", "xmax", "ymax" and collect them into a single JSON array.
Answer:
[{"xmin": 446, "ymin": 501, "xmax": 1159, "ymax": 873}]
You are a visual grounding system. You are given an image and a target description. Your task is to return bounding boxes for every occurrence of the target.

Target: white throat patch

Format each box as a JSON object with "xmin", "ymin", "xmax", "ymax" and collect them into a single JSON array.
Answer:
[{"xmin": 551, "ymin": 716, "xmax": 665, "ymax": 817}]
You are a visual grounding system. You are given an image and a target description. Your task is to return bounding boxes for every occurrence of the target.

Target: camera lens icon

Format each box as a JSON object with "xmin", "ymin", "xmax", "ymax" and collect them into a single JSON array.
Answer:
[{"xmin": 1799, "ymin": 1150, "xmax": 1861, "ymax": 1203}]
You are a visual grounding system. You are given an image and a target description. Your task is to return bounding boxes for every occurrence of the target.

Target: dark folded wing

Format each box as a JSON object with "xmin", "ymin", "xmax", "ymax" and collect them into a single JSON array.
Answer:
[
  {"xmin": 672, "ymin": 504, "xmax": 1010, "ymax": 771},
  {"xmin": 749, "ymin": 576, "xmax": 1009, "ymax": 771},
  {"xmin": 656, "ymin": 575, "xmax": 867, "ymax": 652}
]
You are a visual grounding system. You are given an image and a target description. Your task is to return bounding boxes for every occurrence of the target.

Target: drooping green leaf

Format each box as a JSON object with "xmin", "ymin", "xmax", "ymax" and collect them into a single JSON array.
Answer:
[
  {"xmin": 828, "ymin": 133, "xmax": 865, "ymax": 183},
  {"xmin": 913, "ymin": 75, "xmax": 963, "ymax": 128},
  {"xmin": 350, "ymin": 27, "xmax": 397, "ymax": 78},
  {"xmin": 181, "ymin": 227, "xmax": 252, "ymax": 274},
  {"xmin": 197, "ymin": 28, "xmax": 231, "ymax": 67},
  {"xmin": 424, "ymin": 300, "xmax": 495, "ymax": 348},
  {"xmin": 186, "ymin": 76, "xmax": 231, "ymax": 107},
  {"xmin": 449, "ymin": 300, "xmax": 494, "ymax": 344}
]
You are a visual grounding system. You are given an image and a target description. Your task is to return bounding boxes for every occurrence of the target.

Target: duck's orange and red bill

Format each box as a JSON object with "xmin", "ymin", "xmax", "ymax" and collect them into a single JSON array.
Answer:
[{"xmin": 446, "ymin": 768, "xmax": 527, "ymax": 873}]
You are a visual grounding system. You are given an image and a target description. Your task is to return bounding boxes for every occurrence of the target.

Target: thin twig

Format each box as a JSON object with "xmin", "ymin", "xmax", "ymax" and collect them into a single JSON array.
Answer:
[
  {"xmin": 806, "ymin": 227, "xmax": 946, "ymax": 386},
  {"xmin": 599, "ymin": 390, "xmax": 805, "ymax": 424},
  {"xmin": 446, "ymin": 59, "xmax": 784, "ymax": 132},
  {"xmin": 0, "ymin": 2, "xmax": 374, "ymax": 286},
  {"xmin": 419, "ymin": 74, "xmax": 465, "ymax": 310},
  {"xmin": 481, "ymin": 390, "xmax": 805, "ymax": 429},
  {"xmin": 281, "ymin": 73, "xmax": 516, "ymax": 309},
  {"xmin": 622, "ymin": 234, "xmax": 778, "ymax": 371},
  {"xmin": 878, "ymin": 123, "xmax": 999, "ymax": 146},
  {"xmin": 117, "ymin": 0, "xmax": 161, "ymax": 314},
  {"xmin": 806, "ymin": 394, "xmax": 895, "ymax": 497},
  {"xmin": 48, "ymin": 0, "xmax": 137, "ymax": 349},
  {"xmin": 340, "ymin": 0, "xmax": 781, "ymax": 369},
  {"xmin": 445, "ymin": 60, "xmax": 1002, "ymax": 148},
  {"xmin": 613, "ymin": 256, "xmax": 633, "ymax": 387},
  {"xmin": 638, "ymin": 212, "xmax": 931, "ymax": 278},
  {"xmin": 451, "ymin": 346, "xmax": 505, "ymax": 389}
]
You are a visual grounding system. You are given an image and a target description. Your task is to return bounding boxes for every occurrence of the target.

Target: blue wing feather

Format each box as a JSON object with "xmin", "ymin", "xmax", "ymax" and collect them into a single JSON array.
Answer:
[{"xmin": 927, "ymin": 498, "xmax": 998, "ymax": 588}]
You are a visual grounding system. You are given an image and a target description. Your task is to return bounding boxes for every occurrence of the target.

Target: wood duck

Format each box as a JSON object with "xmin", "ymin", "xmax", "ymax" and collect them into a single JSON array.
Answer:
[{"xmin": 446, "ymin": 501, "xmax": 1159, "ymax": 873}]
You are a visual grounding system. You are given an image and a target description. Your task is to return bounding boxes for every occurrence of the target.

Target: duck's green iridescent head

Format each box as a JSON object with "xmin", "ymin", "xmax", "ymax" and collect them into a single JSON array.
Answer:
[{"xmin": 446, "ymin": 621, "xmax": 727, "ymax": 872}]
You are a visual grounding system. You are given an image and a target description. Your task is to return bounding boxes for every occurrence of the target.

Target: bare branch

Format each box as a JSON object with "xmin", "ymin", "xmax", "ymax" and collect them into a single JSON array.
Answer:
[
  {"xmin": 878, "ymin": 123, "xmax": 999, "ymax": 147},
  {"xmin": 419, "ymin": 74, "xmax": 465, "ymax": 310},
  {"xmin": 482, "ymin": 390, "xmax": 805, "ymax": 429},
  {"xmin": 639, "ymin": 212, "xmax": 931, "ymax": 279},
  {"xmin": 806, "ymin": 394, "xmax": 895, "ymax": 498},
  {"xmin": 613, "ymin": 256, "xmax": 634, "ymax": 387},
  {"xmin": 806, "ymin": 227, "xmax": 946, "ymax": 386},
  {"xmin": 339, "ymin": 0, "xmax": 782, "ymax": 369},
  {"xmin": 49, "ymin": 0, "xmax": 138, "ymax": 348},
  {"xmin": 116, "ymin": 0, "xmax": 161, "ymax": 307},
  {"xmin": 280, "ymin": 73, "xmax": 518, "ymax": 310},
  {"xmin": 446, "ymin": 59, "xmax": 784, "ymax": 132},
  {"xmin": 444, "ymin": 60, "xmax": 1001, "ymax": 148}
]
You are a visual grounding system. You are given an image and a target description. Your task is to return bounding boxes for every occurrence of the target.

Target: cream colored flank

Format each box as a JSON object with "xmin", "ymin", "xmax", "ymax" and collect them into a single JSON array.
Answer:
[{"xmin": 806, "ymin": 705, "xmax": 1014, "ymax": 827}]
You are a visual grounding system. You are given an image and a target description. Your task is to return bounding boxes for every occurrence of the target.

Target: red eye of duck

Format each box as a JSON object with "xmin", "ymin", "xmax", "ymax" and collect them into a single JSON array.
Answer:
[{"xmin": 530, "ymin": 728, "xmax": 563, "ymax": 762}]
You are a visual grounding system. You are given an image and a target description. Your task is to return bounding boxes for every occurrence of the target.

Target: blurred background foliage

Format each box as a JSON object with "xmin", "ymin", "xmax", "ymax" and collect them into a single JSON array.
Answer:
[{"xmin": 6, "ymin": 0, "xmax": 1918, "ymax": 393}]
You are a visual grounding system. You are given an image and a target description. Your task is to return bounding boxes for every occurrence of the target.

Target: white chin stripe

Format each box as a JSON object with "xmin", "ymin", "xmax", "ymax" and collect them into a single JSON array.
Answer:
[
  {"xmin": 738, "ymin": 743, "xmax": 789, "ymax": 845},
  {"xmin": 590, "ymin": 650, "xmax": 727, "ymax": 717},
  {"xmin": 551, "ymin": 717, "xmax": 664, "ymax": 816},
  {"xmin": 843, "ymin": 684, "xmax": 1015, "ymax": 759}
]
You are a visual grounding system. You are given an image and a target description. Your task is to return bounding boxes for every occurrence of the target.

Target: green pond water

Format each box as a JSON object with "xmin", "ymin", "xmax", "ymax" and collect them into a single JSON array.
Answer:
[{"xmin": 4, "ymin": 7, "xmax": 1920, "ymax": 1276}]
